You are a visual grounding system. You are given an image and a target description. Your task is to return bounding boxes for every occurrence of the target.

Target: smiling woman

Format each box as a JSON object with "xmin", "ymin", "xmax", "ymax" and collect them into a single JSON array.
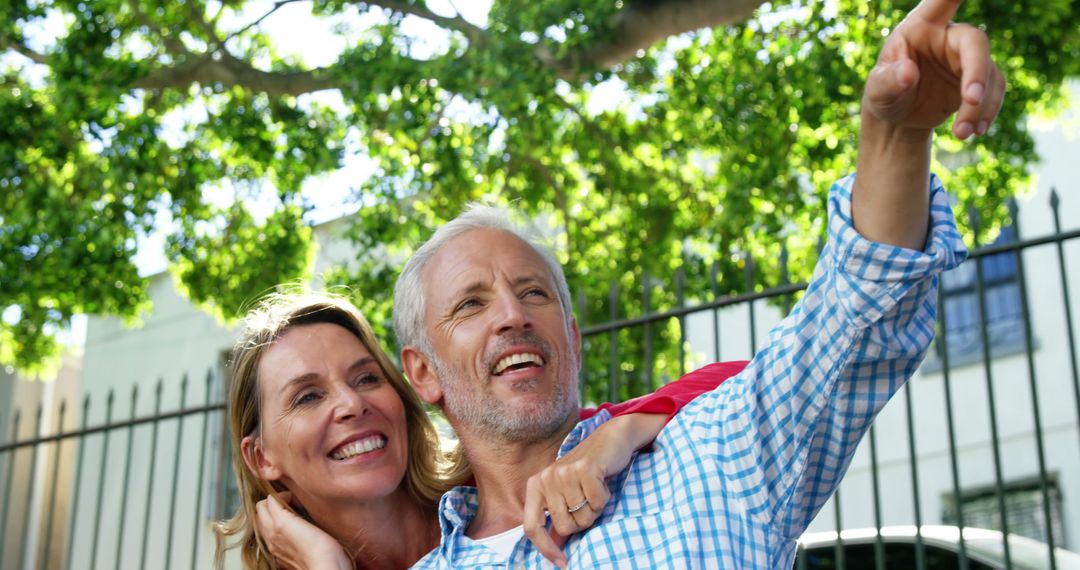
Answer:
[{"xmin": 213, "ymin": 293, "xmax": 452, "ymax": 570}]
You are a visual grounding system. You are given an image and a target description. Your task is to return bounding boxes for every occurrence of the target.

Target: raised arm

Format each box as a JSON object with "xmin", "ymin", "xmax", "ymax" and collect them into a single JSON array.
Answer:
[
  {"xmin": 671, "ymin": 0, "xmax": 993, "ymax": 545},
  {"xmin": 853, "ymin": 0, "xmax": 1004, "ymax": 250}
]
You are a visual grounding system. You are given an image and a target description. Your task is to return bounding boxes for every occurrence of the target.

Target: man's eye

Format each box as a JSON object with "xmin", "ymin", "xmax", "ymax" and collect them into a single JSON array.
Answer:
[
  {"xmin": 525, "ymin": 288, "xmax": 549, "ymax": 299},
  {"xmin": 455, "ymin": 298, "xmax": 480, "ymax": 312}
]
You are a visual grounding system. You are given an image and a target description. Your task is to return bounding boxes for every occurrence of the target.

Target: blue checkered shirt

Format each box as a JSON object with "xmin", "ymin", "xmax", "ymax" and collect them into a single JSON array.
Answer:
[{"xmin": 413, "ymin": 173, "xmax": 967, "ymax": 569}]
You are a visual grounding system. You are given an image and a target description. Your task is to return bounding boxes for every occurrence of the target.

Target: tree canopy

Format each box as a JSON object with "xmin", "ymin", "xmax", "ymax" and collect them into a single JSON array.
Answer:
[{"xmin": 2, "ymin": 0, "xmax": 1078, "ymax": 387}]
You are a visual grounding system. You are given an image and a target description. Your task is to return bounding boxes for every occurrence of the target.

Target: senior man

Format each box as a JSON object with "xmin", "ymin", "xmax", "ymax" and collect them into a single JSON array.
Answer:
[{"xmin": 396, "ymin": 0, "xmax": 1003, "ymax": 567}]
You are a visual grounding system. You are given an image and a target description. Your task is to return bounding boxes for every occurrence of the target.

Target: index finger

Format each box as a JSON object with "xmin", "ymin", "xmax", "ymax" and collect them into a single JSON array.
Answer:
[
  {"xmin": 912, "ymin": 0, "xmax": 962, "ymax": 26},
  {"xmin": 523, "ymin": 479, "xmax": 567, "ymax": 568}
]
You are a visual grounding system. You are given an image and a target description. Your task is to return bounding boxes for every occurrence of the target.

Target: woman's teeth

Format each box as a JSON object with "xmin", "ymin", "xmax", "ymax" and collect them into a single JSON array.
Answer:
[{"xmin": 331, "ymin": 436, "xmax": 387, "ymax": 460}]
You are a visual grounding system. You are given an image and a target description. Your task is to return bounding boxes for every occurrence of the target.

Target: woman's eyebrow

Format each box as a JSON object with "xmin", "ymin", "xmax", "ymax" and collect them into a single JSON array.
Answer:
[{"xmin": 346, "ymin": 356, "xmax": 377, "ymax": 375}]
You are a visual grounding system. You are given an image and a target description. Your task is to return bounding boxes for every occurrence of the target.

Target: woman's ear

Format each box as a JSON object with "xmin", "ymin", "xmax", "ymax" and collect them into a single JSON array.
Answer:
[
  {"xmin": 241, "ymin": 434, "xmax": 283, "ymax": 481},
  {"xmin": 401, "ymin": 346, "xmax": 443, "ymax": 406}
]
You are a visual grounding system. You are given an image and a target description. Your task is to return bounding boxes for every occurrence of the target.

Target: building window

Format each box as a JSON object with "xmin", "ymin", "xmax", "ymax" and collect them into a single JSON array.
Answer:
[
  {"xmin": 935, "ymin": 226, "xmax": 1029, "ymax": 366},
  {"xmin": 943, "ymin": 478, "xmax": 1067, "ymax": 548}
]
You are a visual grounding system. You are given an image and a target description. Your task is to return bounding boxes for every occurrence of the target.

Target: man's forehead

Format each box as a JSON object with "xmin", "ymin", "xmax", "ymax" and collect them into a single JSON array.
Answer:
[{"xmin": 422, "ymin": 228, "xmax": 553, "ymax": 293}]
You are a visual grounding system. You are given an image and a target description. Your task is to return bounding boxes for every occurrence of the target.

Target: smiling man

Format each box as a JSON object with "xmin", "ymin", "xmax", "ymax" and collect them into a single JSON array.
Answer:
[{"xmin": 397, "ymin": 0, "xmax": 1005, "ymax": 567}]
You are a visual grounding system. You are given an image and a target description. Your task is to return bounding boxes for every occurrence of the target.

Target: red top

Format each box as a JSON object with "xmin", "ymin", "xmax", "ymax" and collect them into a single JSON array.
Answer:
[{"xmin": 580, "ymin": 360, "xmax": 749, "ymax": 422}]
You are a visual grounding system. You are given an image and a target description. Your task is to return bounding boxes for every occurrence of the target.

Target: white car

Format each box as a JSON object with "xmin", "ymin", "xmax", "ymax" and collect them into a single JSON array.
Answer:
[{"xmin": 796, "ymin": 525, "xmax": 1080, "ymax": 569}]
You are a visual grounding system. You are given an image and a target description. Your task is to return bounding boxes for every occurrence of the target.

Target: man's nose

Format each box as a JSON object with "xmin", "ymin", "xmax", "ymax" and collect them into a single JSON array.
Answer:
[{"xmin": 494, "ymin": 293, "xmax": 531, "ymax": 333}]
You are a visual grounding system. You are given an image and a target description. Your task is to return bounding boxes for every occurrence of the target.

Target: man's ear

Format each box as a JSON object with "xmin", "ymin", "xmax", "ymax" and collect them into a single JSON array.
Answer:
[
  {"xmin": 401, "ymin": 346, "xmax": 444, "ymax": 405},
  {"xmin": 241, "ymin": 434, "xmax": 283, "ymax": 481},
  {"xmin": 570, "ymin": 317, "xmax": 583, "ymax": 372}
]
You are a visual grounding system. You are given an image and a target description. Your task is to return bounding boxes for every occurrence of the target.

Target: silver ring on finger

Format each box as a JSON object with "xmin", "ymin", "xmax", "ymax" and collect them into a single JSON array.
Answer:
[{"xmin": 567, "ymin": 499, "xmax": 589, "ymax": 514}]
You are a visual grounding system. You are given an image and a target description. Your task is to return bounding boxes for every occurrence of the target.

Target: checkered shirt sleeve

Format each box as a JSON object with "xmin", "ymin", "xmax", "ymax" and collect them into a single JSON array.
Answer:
[{"xmin": 413, "ymin": 173, "xmax": 967, "ymax": 569}]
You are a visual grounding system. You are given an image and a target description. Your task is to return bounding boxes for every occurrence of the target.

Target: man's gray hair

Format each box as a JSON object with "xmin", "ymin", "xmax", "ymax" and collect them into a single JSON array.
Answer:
[{"xmin": 393, "ymin": 204, "xmax": 574, "ymax": 352}]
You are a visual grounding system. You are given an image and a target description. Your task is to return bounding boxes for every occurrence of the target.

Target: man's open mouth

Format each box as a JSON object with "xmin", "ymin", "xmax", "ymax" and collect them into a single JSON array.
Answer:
[{"xmin": 492, "ymin": 352, "xmax": 546, "ymax": 376}]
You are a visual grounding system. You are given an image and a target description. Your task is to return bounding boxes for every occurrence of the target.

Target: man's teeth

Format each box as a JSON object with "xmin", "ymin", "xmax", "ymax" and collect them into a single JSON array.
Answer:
[
  {"xmin": 331, "ymin": 436, "xmax": 387, "ymax": 460},
  {"xmin": 493, "ymin": 353, "xmax": 545, "ymax": 375}
]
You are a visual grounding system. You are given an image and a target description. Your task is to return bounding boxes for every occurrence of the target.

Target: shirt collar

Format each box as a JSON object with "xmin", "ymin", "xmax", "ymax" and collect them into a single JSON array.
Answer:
[{"xmin": 436, "ymin": 410, "xmax": 614, "ymax": 537}]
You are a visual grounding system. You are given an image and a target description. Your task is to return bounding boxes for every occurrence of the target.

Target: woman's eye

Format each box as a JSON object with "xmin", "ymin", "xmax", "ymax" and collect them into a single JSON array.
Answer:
[
  {"xmin": 295, "ymin": 392, "xmax": 320, "ymax": 405},
  {"xmin": 354, "ymin": 373, "xmax": 380, "ymax": 387},
  {"xmin": 525, "ymin": 288, "xmax": 549, "ymax": 299}
]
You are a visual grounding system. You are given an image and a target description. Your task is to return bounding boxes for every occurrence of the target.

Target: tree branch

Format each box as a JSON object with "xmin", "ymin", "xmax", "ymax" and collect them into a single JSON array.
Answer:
[
  {"xmin": 1, "ymin": 38, "xmax": 49, "ymax": 65},
  {"xmin": 185, "ymin": 0, "xmax": 228, "ymax": 51},
  {"xmin": 134, "ymin": 54, "xmax": 339, "ymax": 95},
  {"xmin": 225, "ymin": 0, "xmax": 307, "ymax": 45},
  {"xmin": 127, "ymin": 0, "xmax": 189, "ymax": 56},
  {"xmin": 548, "ymin": 0, "xmax": 768, "ymax": 79},
  {"xmin": 365, "ymin": 0, "xmax": 485, "ymax": 42}
]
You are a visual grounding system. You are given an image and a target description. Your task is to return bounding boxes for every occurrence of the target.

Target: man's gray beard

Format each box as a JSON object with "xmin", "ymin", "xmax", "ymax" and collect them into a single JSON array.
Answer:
[{"xmin": 432, "ymin": 355, "xmax": 578, "ymax": 444}]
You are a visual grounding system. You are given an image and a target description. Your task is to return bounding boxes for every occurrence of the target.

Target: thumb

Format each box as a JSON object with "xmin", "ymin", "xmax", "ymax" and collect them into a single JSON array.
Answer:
[{"xmin": 864, "ymin": 58, "xmax": 920, "ymax": 113}]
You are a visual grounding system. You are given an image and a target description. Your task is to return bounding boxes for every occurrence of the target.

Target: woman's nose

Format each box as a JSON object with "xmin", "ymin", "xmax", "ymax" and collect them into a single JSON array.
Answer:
[{"xmin": 331, "ymin": 385, "xmax": 367, "ymax": 421}]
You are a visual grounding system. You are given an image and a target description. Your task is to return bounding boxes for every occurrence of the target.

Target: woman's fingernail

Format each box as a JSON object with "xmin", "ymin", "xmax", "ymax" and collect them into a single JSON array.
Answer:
[
  {"xmin": 976, "ymin": 120, "xmax": 989, "ymax": 136},
  {"xmin": 955, "ymin": 121, "xmax": 975, "ymax": 139},
  {"xmin": 966, "ymin": 83, "xmax": 985, "ymax": 104}
]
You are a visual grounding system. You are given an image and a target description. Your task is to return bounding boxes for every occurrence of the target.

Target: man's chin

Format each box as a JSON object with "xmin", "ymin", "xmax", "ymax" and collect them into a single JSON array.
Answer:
[{"xmin": 486, "ymin": 399, "xmax": 577, "ymax": 442}]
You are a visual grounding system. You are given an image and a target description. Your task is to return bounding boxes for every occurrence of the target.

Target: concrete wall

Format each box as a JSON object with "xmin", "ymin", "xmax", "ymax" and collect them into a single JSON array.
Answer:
[{"xmin": 0, "ymin": 352, "xmax": 82, "ymax": 570}]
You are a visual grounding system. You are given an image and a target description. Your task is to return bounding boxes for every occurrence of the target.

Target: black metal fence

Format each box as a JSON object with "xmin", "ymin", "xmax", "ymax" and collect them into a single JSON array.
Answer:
[{"xmin": 1, "ymin": 190, "xmax": 1078, "ymax": 569}]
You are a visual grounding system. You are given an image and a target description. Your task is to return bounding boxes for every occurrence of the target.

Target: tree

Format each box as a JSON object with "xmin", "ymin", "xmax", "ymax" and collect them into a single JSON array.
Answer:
[{"xmin": 2, "ymin": 0, "xmax": 1078, "ymax": 389}]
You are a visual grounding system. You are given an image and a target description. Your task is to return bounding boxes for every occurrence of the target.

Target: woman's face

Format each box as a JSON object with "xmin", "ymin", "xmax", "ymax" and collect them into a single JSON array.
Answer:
[{"xmin": 242, "ymin": 322, "xmax": 410, "ymax": 508}]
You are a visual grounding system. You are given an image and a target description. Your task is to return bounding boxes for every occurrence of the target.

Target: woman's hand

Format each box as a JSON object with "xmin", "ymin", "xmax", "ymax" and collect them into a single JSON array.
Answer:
[
  {"xmin": 522, "ymin": 413, "xmax": 667, "ymax": 568},
  {"xmin": 254, "ymin": 492, "xmax": 351, "ymax": 570}
]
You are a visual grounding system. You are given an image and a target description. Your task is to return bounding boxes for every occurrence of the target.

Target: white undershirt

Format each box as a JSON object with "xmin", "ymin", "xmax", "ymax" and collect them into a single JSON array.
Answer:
[{"xmin": 473, "ymin": 525, "xmax": 525, "ymax": 557}]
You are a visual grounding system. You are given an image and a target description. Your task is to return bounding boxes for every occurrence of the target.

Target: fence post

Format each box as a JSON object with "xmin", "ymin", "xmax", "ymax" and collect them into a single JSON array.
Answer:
[
  {"xmin": 89, "ymin": 390, "xmax": 115, "ymax": 570},
  {"xmin": 0, "ymin": 409, "xmax": 20, "ymax": 564},
  {"xmin": 642, "ymin": 275, "xmax": 654, "ymax": 392},
  {"xmin": 1008, "ymin": 198, "xmax": 1059, "ymax": 569},
  {"xmin": 65, "ymin": 397, "xmax": 90, "ymax": 570},
  {"xmin": 968, "ymin": 204, "xmax": 1013, "ymax": 568},
  {"xmin": 139, "ymin": 381, "xmax": 164, "ymax": 570},
  {"xmin": 1049, "ymin": 188, "xmax": 1080, "ymax": 453},
  {"xmin": 191, "ymin": 371, "xmax": 214, "ymax": 570},
  {"xmin": 42, "ymin": 400, "xmax": 67, "ymax": 570},
  {"xmin": 115, "ymin": 386, "xmax": 138, "ymax": 570},
  {"xmin": 165, "ymin": 376, "xmax": 189, "ymax": 570},
  {"xmin": 16, "ymin": 405, "xmax": 43, "ymax": 570}
]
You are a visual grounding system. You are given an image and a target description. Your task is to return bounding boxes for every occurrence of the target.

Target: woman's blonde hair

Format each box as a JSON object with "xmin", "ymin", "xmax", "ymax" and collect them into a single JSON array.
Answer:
[{"xmin": 213, "ymin": 291, "xmax": 462, "ymax": 569}]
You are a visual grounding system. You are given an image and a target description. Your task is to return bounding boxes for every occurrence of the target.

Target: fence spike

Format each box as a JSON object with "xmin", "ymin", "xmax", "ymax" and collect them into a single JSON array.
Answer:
[
  {"xmin": 1008, "ymin": 198, "xmax": 1022, "ymax": 239},
  {"xmin": 779, "ymin": 242, "xmax": 790, "ymax": 286},
  {"xmin": 710, "ymin": 260, "xmax": 720, "ymax": 297},
  {"xmin": 967, "ymin": 203, "xmax": 982, "ymax": 247},
  {"xmin": 743, "ymin": 252, "xmax": 756, "ymax": 292}
]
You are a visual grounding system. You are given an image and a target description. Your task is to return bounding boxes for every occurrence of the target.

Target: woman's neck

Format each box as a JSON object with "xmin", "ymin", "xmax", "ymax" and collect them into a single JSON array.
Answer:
[{"xmin": 306, "ymin": 488, "xmax": 440, "ymax": 569}]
